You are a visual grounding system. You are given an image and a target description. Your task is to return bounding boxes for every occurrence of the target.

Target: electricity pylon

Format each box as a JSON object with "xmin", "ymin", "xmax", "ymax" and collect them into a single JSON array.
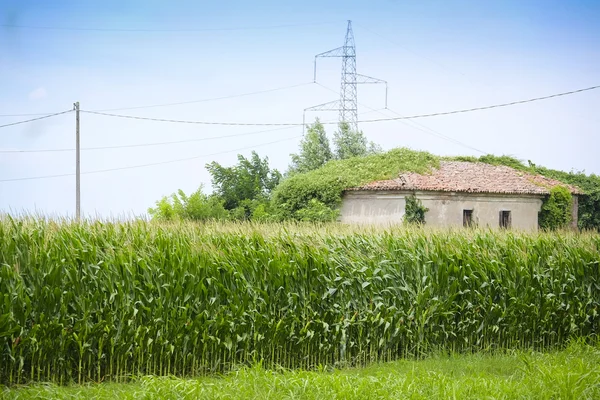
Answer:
[{"xmin": 304, "ymin": 20, "xmax": 387, "ymax": 132}]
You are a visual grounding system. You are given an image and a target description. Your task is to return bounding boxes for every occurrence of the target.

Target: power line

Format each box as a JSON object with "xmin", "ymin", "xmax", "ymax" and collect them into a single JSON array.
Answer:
[
  {"xmin": 361, "ymin": 85, "xmax": 600, "ymax": 122},
  {"xmin": 90, "ymin": 82, "xmax": 314, "ymax": 112},
  {"xmin": 0, "ymin": 135, "xmax": 301, "ymax": 183},
  {"xmin": 315, "ymin": 82, "xmax": 487, "ymax": 154},
  {"xmin": 354, "ymin": 23, "xmax": 470, "ymax": 79},
  {"xmin": 81, "ymin": 110, "xmax": 304, "ymax": 126},
  {"xmin": 384, "ymin": 108, "xmax": 488, "ymax": 154},
  {"xmin": 356, "ymin": 24, "xmax": 476, "ymax": 78},
  {"xmin": 0, "ymin": 112, "xmax": 67, "ymax": 118},
  {"xmin": 0, "ymin": 126, "xmax": 297, "ymax": 153},
  {"xmin": 0, "ymin": 21, "xmax": 336, "ymax": 33},
  {"xmin": 81, "ymin": 84, "xmax": 600, "ymax": 126},
  {"xmin": 0, "ymin": 82, "xmax": 314, "ymax": 117},
  {"xmin": 0, "ymin": 110, "xmax": 72, "ymax": 129},
  {"xmin": 2, "ymin": 109, "xmax": 384, "ymax": 154}
]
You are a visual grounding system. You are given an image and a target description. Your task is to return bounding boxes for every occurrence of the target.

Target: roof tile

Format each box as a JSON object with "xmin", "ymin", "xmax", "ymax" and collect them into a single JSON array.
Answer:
[{"xmin": 350, "ymin": 161, "xmax": 581, "ymax": 195}]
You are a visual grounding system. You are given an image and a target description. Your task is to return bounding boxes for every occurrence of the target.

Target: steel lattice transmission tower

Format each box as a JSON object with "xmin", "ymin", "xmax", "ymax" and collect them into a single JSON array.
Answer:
[
  {"xmin": 339, "ymin": 21, "xmax": 358, "ymax": 131},
  {"xmin": 305, "ymin": 20, "xmax": 387, "ymax": 132}
]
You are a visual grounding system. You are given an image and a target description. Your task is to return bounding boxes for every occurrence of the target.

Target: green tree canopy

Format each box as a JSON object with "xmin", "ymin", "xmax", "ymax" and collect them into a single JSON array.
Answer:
[
  {"xmin": 289, "ymin": 119, "xmax": 333, "ymax": 174},
  {"xmin": 206, "ymin": 151, "xmax": 282, "ymax": 213},
  {"xmin": 333, "ymin": 122, "xmax": 382, "ymax": 159},
  {"xmin": 333, "ymin": 122, "xmax": 368, "ymax": 159}
]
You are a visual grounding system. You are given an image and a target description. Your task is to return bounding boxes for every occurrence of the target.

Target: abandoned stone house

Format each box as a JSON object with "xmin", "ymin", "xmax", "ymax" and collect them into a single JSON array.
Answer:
[{"xmin": 340, "ymin": 161, "xmax": 581, "ymax": 230}]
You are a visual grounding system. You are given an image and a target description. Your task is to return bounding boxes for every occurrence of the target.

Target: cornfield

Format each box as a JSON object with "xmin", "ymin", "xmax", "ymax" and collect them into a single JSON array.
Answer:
[{"xmin": 1, "ymin": 218, "xmax": 599, "ymax": 384}]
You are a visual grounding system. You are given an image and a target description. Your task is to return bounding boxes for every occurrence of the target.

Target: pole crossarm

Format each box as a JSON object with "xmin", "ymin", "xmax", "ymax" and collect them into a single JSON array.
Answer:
[
  {"xmin": 304, "ymin": 100, "xmax": 342, "ymax": 112},
  {"xmin": 354, "ymin": 74, "xmax": 386, "ymax": 84},
  {"xmin": 315, "ymin": 47, "xmax": 345, "ymax": 58},
  {"xmin": 314, "ymin": 47, "xmax": 346, "ymax": 82},
  {"xmin": 354, "ymin": 74, "xmax": 388, "ymax": 108},
  {"xmin": 302, "ymin": 100, "xmax": 342, "ymax": 133}
]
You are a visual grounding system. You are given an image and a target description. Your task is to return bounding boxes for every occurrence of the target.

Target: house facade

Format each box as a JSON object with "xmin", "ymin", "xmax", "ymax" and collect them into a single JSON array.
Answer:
[{"xmin": 340, "ymin": 161, "xmax": 580, "ymax": 230}]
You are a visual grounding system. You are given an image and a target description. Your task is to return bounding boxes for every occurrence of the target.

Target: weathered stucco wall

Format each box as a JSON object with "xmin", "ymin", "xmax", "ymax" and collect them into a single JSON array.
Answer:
[
  {"xmin": 340, "ymin": 190, "xmax": 544, "ymax": 230},
  {"xmin": 340, "ymin": 192, "xmax": 406, "ymax": 225}
]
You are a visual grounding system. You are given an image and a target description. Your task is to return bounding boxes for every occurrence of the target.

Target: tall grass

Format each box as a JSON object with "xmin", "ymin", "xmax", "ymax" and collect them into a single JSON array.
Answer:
[{"xmin": 0, "ymin": 218, "xmax": 599, "ymax": 384}]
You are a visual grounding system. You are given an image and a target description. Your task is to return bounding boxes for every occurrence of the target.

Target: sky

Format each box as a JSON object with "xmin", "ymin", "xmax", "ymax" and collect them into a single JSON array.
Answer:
[{"xmin": 1, "ymin": 0, "xmax": 599, "ymax": 218}]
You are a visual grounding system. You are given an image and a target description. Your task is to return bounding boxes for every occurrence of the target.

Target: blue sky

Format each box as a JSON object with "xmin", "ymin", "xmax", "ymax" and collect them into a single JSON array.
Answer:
[{"xmin": 1, "ymin": 0, "xmax": 599, "ymax": 217}]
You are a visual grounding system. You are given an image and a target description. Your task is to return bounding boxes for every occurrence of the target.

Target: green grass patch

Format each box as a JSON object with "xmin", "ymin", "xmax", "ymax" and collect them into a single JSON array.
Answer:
[{"xmin": 3, "ymin": 343, "xmax": 599, "ymax": 399}]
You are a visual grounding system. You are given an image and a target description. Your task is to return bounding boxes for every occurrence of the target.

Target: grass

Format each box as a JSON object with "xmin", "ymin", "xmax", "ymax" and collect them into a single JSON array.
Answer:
[{"xmin": 3, "ymin": 343, "xmax": 599, "ymax": 399}]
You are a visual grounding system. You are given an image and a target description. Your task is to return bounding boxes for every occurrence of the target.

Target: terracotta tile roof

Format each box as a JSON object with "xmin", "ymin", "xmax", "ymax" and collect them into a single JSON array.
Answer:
[{"xmin": 350, "ymin": 161, "xmax": 582, "ymax": 195}]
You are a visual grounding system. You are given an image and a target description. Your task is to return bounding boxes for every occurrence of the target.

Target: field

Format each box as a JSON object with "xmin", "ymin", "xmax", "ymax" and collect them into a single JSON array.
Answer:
[
  {"xmin": 3, "ymin": 343, "xmax": 600, "ymax": 399},
  {"xmin": 1, "ymin": 218, "xmax": 599, "ymax": 389}
]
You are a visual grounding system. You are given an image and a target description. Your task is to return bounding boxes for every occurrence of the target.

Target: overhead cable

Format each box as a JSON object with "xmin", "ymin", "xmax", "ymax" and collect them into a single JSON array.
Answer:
[
  {"xmin": 2, "ymin": 109, "xmax": 383, "ymax": 154},
  {"xmin": 315, "ymin": 82, "xmax": 487, "ymax": 154},
  {"xmin": 90, "ymin": 82, "xmax": 314, "ymax": 112},
  {"xmin": 0, "ymin": 126, "xmax": 297, "ymax": 153},
  {"xmin": 81, "ymin": 85, "xmax": 600, "ymax": 126},
  {"xmin": 0, "ymin": 21, "xmax": 337, "ymax": 33},
  {"xmin": 0, "ymin": 82, "xmax": 314, "ymax": 117},
  {"xmin": 0, "ymin": 135, "xmax": 301, "ymax": 182},
  {"xmin": 0, "ymin": 110, "xmax": 72, "ymax": 129}
]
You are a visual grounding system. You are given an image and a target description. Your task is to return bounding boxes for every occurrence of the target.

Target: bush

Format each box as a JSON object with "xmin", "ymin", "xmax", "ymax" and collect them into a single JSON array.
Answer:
[
  {"xmin": 148, "ymin": 187, "xmax": 229, "ymax": 222},
  {"xmin": 404, "ymin": 194, "xmax": 428, "ymax": 225},
  {"xmin": 295, "ymin": 199, "xmax": 339, "ymax": 222},
  {"xmin": 539, "ymin": 186, "xmax": 573, "ymax": 230}
]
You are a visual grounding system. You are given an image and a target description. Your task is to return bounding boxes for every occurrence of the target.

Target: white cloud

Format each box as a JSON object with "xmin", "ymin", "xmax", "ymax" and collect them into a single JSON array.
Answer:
[{"xmin": 28, "ymin": 87, "xmax": 47, "ymax": 100}]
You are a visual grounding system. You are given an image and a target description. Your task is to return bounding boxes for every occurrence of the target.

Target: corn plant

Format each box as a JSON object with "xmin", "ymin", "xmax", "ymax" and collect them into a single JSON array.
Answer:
[{"xmin": 0, "ymin": 217, "xmax": 599, "ymax": 384}]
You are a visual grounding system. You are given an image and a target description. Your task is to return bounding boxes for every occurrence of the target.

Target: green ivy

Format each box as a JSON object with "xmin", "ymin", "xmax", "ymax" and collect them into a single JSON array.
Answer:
[
  {"xmin": 539, "ymin": 186, "xmax": 573, "ymax": 230},
  {"xmin": 404, "ymin": 194, "xmax": 428, "ymax": 225},
  {"xmin": 295, "ymin": 199, "xmax": 339, "ymax": 222}
]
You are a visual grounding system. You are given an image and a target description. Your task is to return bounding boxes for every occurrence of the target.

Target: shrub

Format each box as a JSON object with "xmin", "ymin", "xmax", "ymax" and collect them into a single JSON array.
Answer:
[
  {"xmin": 404, "ymin": 194, "xmax": 428, "ymax": 225},
  {"xmin": 295, "ymin": 199, "xmax": 339, "ymax": 222},
  {"xmin": 539, "ymin": 186, "xmax": 573, "ymax": 230}
]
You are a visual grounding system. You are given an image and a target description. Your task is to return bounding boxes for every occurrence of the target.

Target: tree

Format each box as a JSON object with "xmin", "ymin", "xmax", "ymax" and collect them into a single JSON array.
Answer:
[
  {"xmin": 148, "ymin": 185, "xmax": 229, "ymax": 221},
  {"xmin": 289, "ymin": 119, "xmax": 333, "ymax": 174},
  {"xmin": 206, "ymin": 151, "xmax": 281, "ymax": 217},
  {"xmin": 333, "ymin": 122, "xmax": 377, "ymax": 159},
  {"xmin": 367, "ymin": 141, "xmax": 384, "ymax": 155}
]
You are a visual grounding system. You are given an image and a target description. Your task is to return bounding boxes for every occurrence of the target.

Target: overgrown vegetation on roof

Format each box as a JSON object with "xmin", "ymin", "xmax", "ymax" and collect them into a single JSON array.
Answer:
[
  {"xmin": 274, "ymin": 148, "xmax": 599, "ymax": 228},
  {"xmin": 272, "ymin": 148, "xmax": 440, "ymax": 218}
]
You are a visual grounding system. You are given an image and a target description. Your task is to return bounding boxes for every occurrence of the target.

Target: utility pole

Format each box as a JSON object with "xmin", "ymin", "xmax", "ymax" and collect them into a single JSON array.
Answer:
[{"xmin": 74, "ymin": 102, "xmax": 80, "ymax": 221}]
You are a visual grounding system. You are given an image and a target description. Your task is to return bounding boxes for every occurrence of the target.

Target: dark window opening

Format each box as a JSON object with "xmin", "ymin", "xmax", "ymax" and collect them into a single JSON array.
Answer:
[
  {"xmin": 463, "ymin": 210, "xmax": 473, "ymax": 227},
  {"xmin": 500, "ymin": 210, "xmax": 511, "ymax": 229}
]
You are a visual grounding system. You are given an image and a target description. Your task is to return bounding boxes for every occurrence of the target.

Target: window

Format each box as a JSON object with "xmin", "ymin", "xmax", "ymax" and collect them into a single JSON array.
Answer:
[
  {"xmin": 499, "ymin": 210, "xmax": 511, "ymax": 229},
  {"xmin": 463, "ymin": 209, "xmax": 473, "ymax": 227}
]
